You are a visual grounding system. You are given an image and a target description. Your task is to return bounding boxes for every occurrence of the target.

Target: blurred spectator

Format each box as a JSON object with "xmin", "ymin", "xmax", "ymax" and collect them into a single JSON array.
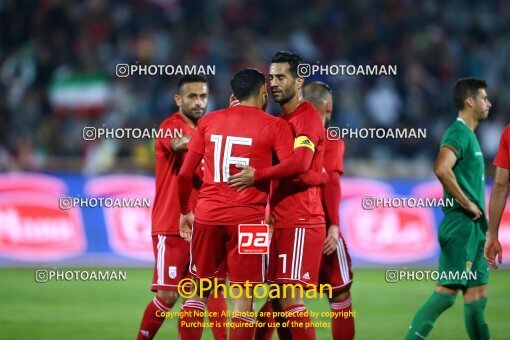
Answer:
[
  {"xmin": 364, "ymin": 77, "xmax": 402, "ymax": 128},
  {"xmin": 1, "ymin": 0, "xmax": 509, "ymax": 173}
]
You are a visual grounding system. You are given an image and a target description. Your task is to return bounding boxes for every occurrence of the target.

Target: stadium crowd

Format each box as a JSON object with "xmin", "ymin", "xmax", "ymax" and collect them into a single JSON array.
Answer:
[{"xmin": 1, "ymin": 0, "xmax": 509, "ymax": 173}]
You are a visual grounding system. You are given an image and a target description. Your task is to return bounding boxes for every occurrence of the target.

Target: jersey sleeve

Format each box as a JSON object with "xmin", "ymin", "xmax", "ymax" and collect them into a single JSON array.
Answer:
[
  {"xmin": 441, "ymin": 126, "xmax": 469, "ymax": 159},
  {"xmin": 494, "ymin": 126, "xmax": 510, "ymax": 169},
  {"xmin": 178, "ymin": 150, "xmax": 204, "ymax": 214},
  {"xmin": 157, "ymin": 119, "xmax": 180, "ymax": 152},
  {"xmin": 187, "ymin": 120, "xmax": 206, "ymax": 155},
  {"xmin": 294, "ymin": 169, "xmax": 329, "ymax": 186},
  {"xmin": 324, "ymin": 139, "xmax": 345, "ymax": 174},
  {"xmin": 272, "ymin": 119, "xmax": 294, "ymax": 161},
  {"xmin": 292, "ymin": 106, "xmax": 323, "ymax": 149},
  {"xmin": 323, "ymin": 171, "xmax": 341, "ymax": 226}
]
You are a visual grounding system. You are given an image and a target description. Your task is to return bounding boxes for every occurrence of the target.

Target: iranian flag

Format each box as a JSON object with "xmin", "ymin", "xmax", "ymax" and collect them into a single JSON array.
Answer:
[{"xmin": 49, "ymin": 73, "xmax": 111, "ymax": 117}]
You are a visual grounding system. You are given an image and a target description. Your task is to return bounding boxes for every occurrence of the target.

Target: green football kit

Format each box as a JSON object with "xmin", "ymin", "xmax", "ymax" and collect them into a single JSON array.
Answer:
[{"xmin": 438, "ymin": 118, "xmax": 488, "ymax": 287}]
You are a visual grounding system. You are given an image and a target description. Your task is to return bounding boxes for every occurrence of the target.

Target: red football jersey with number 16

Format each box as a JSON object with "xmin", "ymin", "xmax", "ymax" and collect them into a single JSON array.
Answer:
[{"xmin": 187, "ymin": 105, "xmax": 294, "ymax": 226}]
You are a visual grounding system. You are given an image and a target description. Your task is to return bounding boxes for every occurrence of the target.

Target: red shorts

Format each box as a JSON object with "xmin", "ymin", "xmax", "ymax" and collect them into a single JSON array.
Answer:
[
  {"xmin": 190, "ymin": 222, "xmax": 265, "ymax": 283},
  {"xmin": 267, "ymin": 226, "xmax": 326, "ymax": 286},
  {"xmin": 151, "ymin": 235, "xmax": 226, "ymax": 292},
  {"xmin": 319, "ymin": 233, "xmax": 353, "ymax": 293}
]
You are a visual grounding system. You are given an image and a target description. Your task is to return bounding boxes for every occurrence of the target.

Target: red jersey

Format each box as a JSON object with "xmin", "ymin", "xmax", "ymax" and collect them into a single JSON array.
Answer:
[
  {"xmin": 494, "ymin": 125, "xmax": 510, "ymax": 169},
  {"xmin": 271, "ymin": 101, "xmax": 326, "ymax": 228},
  {"xmin": 152, "ymin": 113, "xmax": 203, "ymax": 235},
  {"xmin": 187, "ymin": 105, "xmax": 294, "ymax": 225},
  {"xmin": 321, "ymin": 136, "xmax": 345, "ymax": 226},
  {"xmin": 323, "ymin": 137, "xmax": 345, "ymax": 173}
]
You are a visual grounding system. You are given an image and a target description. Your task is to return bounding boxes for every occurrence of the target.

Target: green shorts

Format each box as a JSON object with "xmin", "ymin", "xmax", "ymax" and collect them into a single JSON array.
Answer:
[{"xmin": 437, "ymin": 209, "xmax": 489, "ymax": 288}]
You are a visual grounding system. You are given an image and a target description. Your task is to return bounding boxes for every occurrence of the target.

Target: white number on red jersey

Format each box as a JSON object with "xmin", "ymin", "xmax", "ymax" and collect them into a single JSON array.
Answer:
[{"xmin": 210, "ymin": 135, "xmax": 252, "ymax": 182}]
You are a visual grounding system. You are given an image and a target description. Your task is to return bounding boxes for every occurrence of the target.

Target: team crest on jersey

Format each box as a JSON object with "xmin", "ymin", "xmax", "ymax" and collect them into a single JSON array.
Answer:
[
  {"xmin": 168, "ymin": 266, "xmax": 177, "ymax": 279},
  {"xmin": 466, "ymin": 261, "xmax": 472, "ymax": 272}
]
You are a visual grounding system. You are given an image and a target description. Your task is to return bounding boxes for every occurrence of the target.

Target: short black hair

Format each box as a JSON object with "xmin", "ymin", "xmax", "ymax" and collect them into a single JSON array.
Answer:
[
  {"xmin": 230, "ymin": 68, "xmax": 266, "ymax": 101},
  {"xmin": 303, "ymin": 81, "xmax": 332, "ymax": 103},
  {"xmin": 453, "ymin": 78, "xmax": 487, "ymax": 110},
  {"xmin": 271, "ymin": 51, "xmax": 305, "ymax": 78},
  {"xmin": 177, "ymin": 75, "xmax": 208, "ymax": 92}
]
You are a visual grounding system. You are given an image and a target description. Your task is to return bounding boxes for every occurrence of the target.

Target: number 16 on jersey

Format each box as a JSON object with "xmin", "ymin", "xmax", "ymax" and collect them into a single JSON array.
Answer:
[{"xmin": 210, "ymin": 134, "xmax": 252, "ymax": 183}]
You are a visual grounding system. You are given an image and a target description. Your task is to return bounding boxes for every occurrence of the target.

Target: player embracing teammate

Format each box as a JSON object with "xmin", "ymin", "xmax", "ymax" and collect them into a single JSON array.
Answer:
[
  {"xmin": 177, "ymin": 68, "xmax": 299, "ymax": 340},
  {"xmin": 229, "ymin": 52, "xmax": 338, "ymax": 339},
  {"xmin": 146, "ymin": 53, "xmax": 355, "ymax": 339},
  {"xmin": 248, "ymin": 78, "xmax": 355, "ymax": 340}
]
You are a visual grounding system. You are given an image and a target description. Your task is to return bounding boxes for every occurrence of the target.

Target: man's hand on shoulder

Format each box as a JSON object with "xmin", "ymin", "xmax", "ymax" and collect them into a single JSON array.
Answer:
[{"xmin": 228, "ymin": 164, "xmax": 256, "ymax": 192}]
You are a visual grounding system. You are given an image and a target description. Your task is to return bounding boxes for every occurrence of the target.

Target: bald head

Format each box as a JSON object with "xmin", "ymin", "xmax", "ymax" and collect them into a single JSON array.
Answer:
[{"xmin": 303, "ymin": 82, "xmax": 333, "ymax": 119}]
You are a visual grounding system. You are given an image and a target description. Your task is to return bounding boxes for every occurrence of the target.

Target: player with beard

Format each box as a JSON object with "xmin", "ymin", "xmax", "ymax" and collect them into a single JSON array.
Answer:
[
  {"xmin": 177, "ymin": 68, "xmax": 297, "ymax": 340},
  {"xmin": 253, "ymin": 82, "xmax": 355, "ymax": 340},
  {"xmin": 229, "ymin": 51, "xmax": 326, "ymax": 340},
  {"xmin": 137, "ymin": 75, "xmax": 227, "ymax": 340}
]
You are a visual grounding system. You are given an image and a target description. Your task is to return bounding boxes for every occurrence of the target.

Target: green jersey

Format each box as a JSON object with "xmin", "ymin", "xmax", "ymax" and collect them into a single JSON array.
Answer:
[{"xmin": 440, "ymin": 118, "xmax": 485, "ymax": 215}]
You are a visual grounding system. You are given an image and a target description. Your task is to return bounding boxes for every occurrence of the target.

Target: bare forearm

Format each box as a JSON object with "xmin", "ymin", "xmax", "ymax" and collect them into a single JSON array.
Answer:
[
  {"xmin": 436, "ymin": 169, "xmax": 471, "ymax": 208},
  {"xmin": 488, "ymin": 182, "xmax": 509, "ymax": 237}
]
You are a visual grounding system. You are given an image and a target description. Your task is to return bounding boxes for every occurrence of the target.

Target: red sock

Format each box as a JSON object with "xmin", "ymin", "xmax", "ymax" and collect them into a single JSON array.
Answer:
[
  {"xmin": 207, "ymin": 292, "xmax": 228, "ymax": 340},
  {"xmin": 179, "ymin": 300, "xmax": 206, "ymax": 340},
  {"xmin": 255, "ymin": 299, "xmax": 275, "ymax": 340},
  {"xmin": 330, "ymin": 295, "xmax": 355, "ymax": 340},
  {"xmin": 283, "ymin": 304, "xmax": 316, "ymax": 340},
  {"xmin": 137, "ymin": 296, "xmax": 172, "ymax": 339},
  {"xmin": 230, "ymin": 316, "xmax": 255, "ymax": 340},
  {"xmin": 272, "ymin": 299, "xmax": 292, "ymax": 340}
]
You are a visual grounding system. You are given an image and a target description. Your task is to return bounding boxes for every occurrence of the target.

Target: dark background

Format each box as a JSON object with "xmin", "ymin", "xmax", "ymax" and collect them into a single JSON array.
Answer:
[{"xmin": 1, "ymin": 0, "xmax": 509, "ymax": 174}]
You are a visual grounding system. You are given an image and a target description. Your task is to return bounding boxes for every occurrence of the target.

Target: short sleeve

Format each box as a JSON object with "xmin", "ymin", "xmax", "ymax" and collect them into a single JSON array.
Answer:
[
  {"xmin": 187, "ymin": 120, "xmax": 206, "ymax": 155},
  {"xmin": 441, "ymin": 126, "xmax": 469, "ymax": 159},
  {"xmin": 494, "ymin": 126, "xmax": 510, "ymax": 169},
  {"xmin": 272, "ymin": 119, "xmax": 294, "ymax": 161}
]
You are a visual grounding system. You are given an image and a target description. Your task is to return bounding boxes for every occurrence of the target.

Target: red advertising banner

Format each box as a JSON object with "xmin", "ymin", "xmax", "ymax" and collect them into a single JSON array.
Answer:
[
  {"xmin": 0, "ymin": 173, "xmax": 86, "ymax": 261},
  {"xmin": 341, "ymin": 198, "xmax": 438, "ymax": 263},
  {"xmin": 85, "ymin": 175, "xmax": 154, "ymax": 261}
]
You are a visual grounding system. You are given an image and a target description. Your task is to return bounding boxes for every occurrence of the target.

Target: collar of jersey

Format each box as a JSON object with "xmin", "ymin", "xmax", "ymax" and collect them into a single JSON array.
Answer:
[{"xmin": 456, "ymin": 117, "xmax": 467, "ymax": 125}]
